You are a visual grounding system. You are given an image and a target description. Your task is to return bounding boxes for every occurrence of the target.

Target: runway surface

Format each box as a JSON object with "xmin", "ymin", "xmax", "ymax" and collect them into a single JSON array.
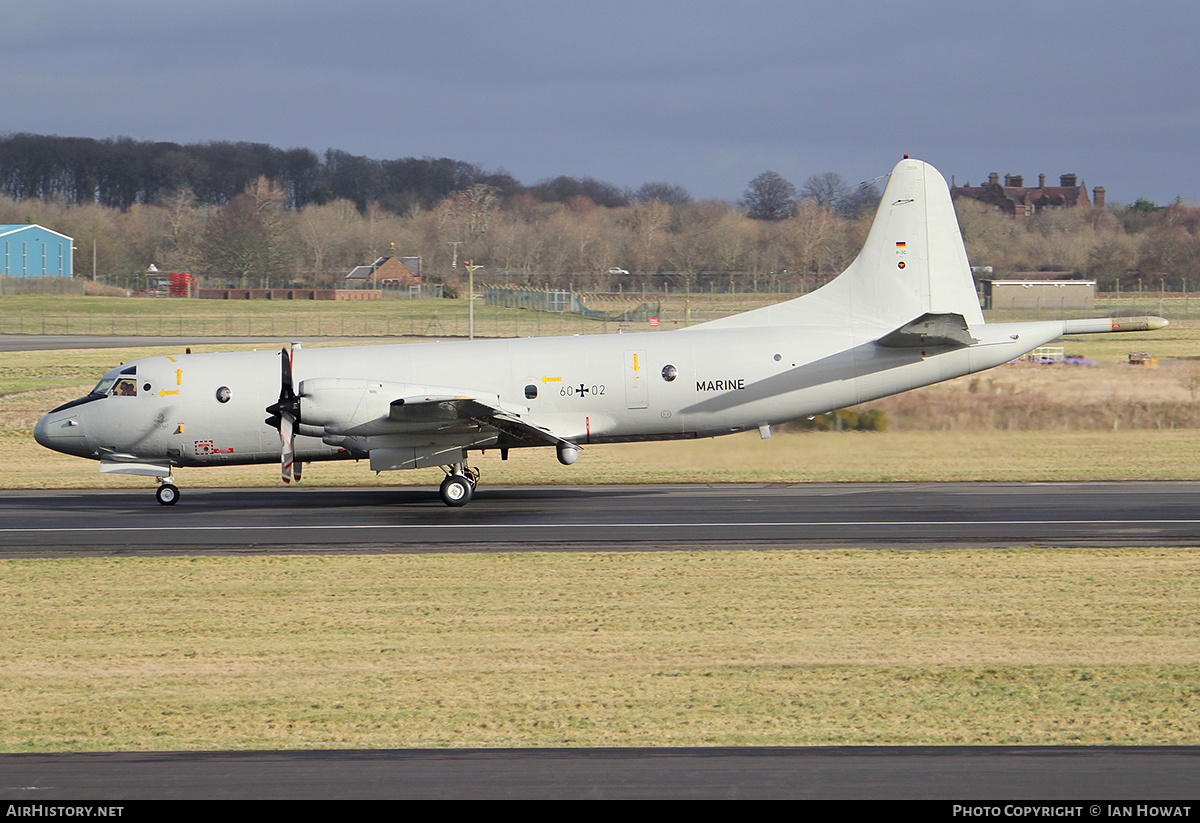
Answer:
[
  {"xmin": 3, "ymin": 746, "xmax": 1197, "ymax": 800},
  {"xmin": 3, "ymin": 481, "xmax": 1200, "ymax": 556}
]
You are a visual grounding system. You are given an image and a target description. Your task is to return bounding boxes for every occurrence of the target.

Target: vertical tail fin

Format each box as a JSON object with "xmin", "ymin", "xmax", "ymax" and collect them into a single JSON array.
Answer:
[
  {"xmin": 842, "ymin": 157, "xmax": 984, "ymax": 330},
  {"xmin": 701, "ymin": 158, "xmax": 984, "ymax": 333}
]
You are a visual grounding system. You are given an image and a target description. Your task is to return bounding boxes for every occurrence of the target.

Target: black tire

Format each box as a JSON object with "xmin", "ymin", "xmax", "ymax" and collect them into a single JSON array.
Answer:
[
  {"xmin": 156, "ymin": 483, "xmax": 180, "ymax": 506},
  {"xmin": 439, "ymin": 475, "xmax": 473, "ymax": 507}
]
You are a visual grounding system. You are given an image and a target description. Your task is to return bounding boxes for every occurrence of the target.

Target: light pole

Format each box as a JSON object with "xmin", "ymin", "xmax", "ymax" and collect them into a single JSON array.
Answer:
[{"xmin": 464, "ymin": 259, "xmax": 484, "ymax": 339}]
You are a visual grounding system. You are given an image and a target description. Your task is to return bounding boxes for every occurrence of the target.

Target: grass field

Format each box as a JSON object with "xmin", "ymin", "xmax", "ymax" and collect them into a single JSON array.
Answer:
[{"xmin": 2, "ymin": 549, "xmax": 1197, "ymax": 751}]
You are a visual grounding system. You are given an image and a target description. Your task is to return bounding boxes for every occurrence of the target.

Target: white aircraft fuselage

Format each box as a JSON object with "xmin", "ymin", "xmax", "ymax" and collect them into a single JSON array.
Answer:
[{"xmin": 34, "ymin": 158, "xmax": 1166, "ymax": 506}]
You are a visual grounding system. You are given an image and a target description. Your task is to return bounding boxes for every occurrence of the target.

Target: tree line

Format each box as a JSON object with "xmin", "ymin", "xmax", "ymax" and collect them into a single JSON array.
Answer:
[{"xmin": 0, "ymin": 132, "xmax": 700, "ymax": 214}]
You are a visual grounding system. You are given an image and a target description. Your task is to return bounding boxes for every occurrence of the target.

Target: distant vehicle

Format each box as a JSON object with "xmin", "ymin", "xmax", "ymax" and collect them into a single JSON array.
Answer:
[
  {"xmin": 607, "ymin": 267, "xmax": 630, "ymax": 275},
  {"xmin": 34, "ymin": 158, "xmax": 1166, "ymax": 508}
]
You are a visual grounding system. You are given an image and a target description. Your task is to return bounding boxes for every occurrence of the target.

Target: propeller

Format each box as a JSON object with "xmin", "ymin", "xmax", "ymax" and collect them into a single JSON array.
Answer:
[{"xmin": 265, "ymin": 344, "xmax": 302, "ymax": 484}]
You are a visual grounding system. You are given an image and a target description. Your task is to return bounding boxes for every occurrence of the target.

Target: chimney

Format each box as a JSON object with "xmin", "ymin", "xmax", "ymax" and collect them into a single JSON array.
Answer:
[
  {"xmin": 988, "ymin": 172, "xmax": 1000, "ymax": 185},
  {"xmin": 1010, "ymin": 175, "xmax": 1024, "ymax": 188},
  {"xmin": 1093, "ymin": 186, "xmax": 1106, "ymax": 208},
  {"xmin": 1039, "ymin": 173, "xmax": 1046, "ymax": 188},
  {"xmin": 1060, "ymin": 173, "xmax": 1077, "ymax": 187}
]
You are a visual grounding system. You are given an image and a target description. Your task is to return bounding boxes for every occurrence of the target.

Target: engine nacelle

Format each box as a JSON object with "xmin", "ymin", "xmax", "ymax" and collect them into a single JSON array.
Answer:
[{"xmin": 298, "ymin": 378, "xmax": 402, "ymax": 432}]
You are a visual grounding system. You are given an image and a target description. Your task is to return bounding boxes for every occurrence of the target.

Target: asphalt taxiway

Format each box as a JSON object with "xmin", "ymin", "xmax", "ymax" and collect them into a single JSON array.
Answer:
[{"xmin": 3, "ymin": 481, "xmax": 1200, "ymax": 556}]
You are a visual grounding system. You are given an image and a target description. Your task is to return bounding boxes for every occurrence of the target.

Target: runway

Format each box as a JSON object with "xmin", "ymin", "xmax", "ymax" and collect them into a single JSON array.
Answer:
[
  {"xmin": 3, "ymin": 481, "xmax": 1200, "ymax": 556},
  {"xmin": 3, "ymin": 746, "xmax": 1197, "ymax": 800}
]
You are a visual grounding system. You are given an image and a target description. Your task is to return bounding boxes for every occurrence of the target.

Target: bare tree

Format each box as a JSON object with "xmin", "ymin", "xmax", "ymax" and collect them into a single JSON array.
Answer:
[
  {"xmin": 741, "ymin": 171, "xmax": 796, "ymax": 221},
  {"xmin": 800, "ymin": 172, "xmax": 849, "ymax": 208},
  {"xmin": 837, "ymin": 182, "xmax": 882, "ymax": 219}
]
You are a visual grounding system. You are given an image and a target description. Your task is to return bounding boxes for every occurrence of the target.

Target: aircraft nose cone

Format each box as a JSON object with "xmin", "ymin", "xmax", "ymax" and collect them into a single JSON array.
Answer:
[
  {"xmin": 33, "ymin": 410, "xmax": 91, "ymax": 456},
  {"xmin": 33, "ymin": 414, "xmax": 53, "ymax": 449}
]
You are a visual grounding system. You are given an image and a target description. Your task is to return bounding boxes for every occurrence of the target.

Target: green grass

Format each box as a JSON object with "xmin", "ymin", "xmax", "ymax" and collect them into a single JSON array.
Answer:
[{"xmin": 2, "ymin": 549, "xmax": 1197, "ymax": 751}]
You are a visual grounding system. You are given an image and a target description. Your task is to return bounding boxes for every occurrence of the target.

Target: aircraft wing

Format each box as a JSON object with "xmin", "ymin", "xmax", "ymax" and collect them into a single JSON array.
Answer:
[{"xmin": 387, "ymin": 394, "xmax": 576, "ymax": 449}]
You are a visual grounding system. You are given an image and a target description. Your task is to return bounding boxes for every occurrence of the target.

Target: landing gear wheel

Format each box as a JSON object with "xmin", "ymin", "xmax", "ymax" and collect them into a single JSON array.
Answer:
[
  {"xmin": 156, "ymin": 483, "xmax": 180, "ymax": 506},
  {"xmin": 439, "ymin": 474, "xmax": 473, "ymax": 507}
]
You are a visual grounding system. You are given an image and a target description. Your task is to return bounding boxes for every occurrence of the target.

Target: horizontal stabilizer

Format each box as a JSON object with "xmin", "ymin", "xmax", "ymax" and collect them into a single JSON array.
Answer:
[{"xmin": 877, "ymin": 313, "xmax": 976, "ymax": 349}]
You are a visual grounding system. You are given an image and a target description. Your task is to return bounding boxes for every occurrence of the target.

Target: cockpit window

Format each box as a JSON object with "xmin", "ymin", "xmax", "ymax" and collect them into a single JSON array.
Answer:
[
  {"xmin": 111, "ymin": 378, "xmax": 138, "ymax": 397},
  {"xmin": 91, "ymin": 376, "xmax": 117, "ymax": 396},
  {"xmin": 91, "ymin": 365, "xmax": 135, "ymax": 397}
]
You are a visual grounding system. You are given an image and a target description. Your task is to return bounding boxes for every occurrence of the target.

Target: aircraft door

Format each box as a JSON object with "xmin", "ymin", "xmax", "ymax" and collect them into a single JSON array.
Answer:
[{"xmin": 623, "ymin": 350, "xmax": 648, "ymax": 409}]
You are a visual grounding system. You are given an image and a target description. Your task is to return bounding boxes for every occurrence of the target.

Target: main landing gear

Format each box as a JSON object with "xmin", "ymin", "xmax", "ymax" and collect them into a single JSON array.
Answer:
[
  {"xmin": 155, "ymin": 476, "xmax": 180, "ymax": 506},
  {"xmin": 439, "ymin": 463, "xmax": 479, "ymax": 507}
]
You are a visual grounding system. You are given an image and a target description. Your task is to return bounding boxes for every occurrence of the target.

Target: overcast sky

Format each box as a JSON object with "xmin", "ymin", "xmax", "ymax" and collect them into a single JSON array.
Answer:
[{"xmin": 3, "ymin": 1, "xmax": 1197, "ymax": 206}]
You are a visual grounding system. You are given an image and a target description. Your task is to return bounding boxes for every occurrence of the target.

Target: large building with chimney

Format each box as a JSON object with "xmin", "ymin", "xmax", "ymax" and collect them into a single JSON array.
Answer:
[{"xmin": 951, "ymin": 173, "xmax": 1106, "ymax": 220}]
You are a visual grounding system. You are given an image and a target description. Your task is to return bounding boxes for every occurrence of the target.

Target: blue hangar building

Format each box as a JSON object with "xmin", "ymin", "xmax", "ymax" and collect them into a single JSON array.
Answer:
[{"xmin": 1, "ymin": 224, "xmax": 74, "ymax": 277}]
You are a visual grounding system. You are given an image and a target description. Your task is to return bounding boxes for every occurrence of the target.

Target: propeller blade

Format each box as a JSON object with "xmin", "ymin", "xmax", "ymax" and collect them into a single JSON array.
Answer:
[
  {"xmin": 280, "ymin": 412, "xmax": 295, "ymax": 484},
  {"xmin": 272, "ymin": 345, "xmax": 302, "ymax": 484}
]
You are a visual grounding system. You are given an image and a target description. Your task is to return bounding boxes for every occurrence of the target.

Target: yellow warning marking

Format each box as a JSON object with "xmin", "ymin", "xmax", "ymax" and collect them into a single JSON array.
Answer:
[
  {"xmin": 175, "ymin": 369, "xmax": 183, "ymax": 385},
  {"xmin": 159, "ymin": 390, "xmax": 180, "ymax": 397},
  {"xmin": 631, "ymin": 353, "xmax": 640, "ymax": 372},
  {"xmin": 541, "ymin": 376, "xmax": 562, "ymax": 383}
]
